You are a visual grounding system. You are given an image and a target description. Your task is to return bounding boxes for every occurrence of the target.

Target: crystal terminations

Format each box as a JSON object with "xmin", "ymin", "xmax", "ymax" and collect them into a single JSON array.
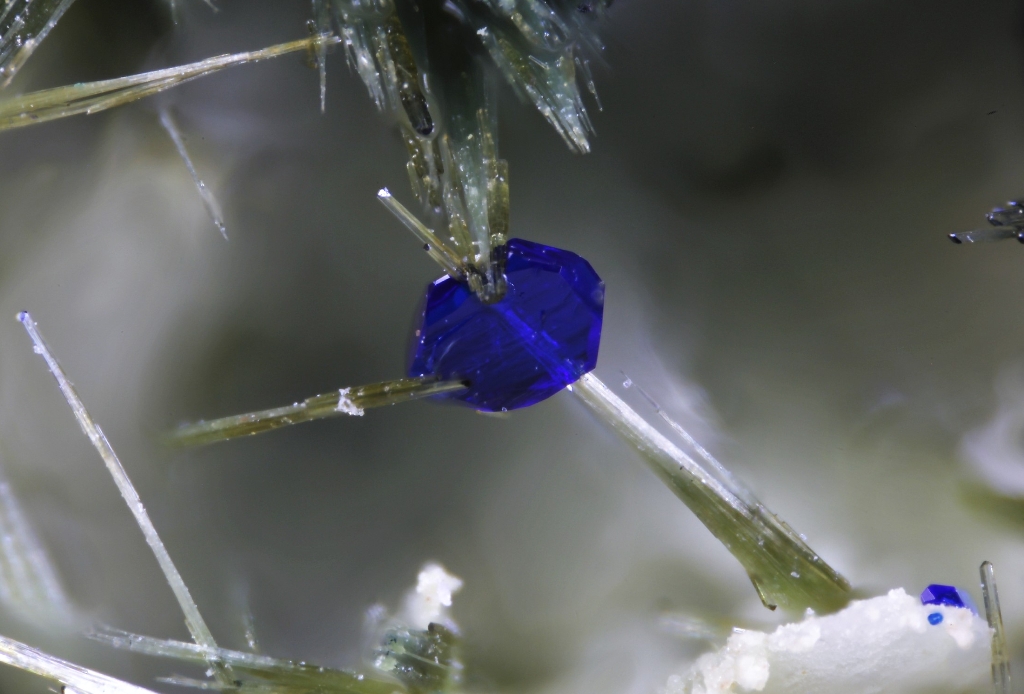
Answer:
[
  {"xmin": 408, "ymin": 238, "xmax": 603, "ymax": 411},
  {"xmin": 921, "ymin": 584, "xmax": 977, "ymax": 613}
]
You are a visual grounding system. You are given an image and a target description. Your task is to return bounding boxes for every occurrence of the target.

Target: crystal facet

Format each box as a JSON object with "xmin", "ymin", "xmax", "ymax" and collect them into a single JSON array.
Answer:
[
  {"xmin": 408, "ymin": 238, "xmax": 604, "ymax": 411},
  {"xmin": 920, "ymin": 584, "xmax": 977, "ymax": 613}
]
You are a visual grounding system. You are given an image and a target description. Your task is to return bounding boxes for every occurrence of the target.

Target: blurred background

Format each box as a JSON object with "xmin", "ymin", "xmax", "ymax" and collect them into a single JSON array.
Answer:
[{"xmin": 0, "ymin": 0, "xmax": 1023, "ymax": 691}]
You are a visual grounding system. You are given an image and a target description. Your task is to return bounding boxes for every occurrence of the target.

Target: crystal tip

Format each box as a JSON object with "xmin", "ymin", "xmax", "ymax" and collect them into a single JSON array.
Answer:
[
  {"xmin": 16, "ymin": 310, "xmax": 30, "ymax": 323},
  {"xmin": 948, "ymin": 233, "xmax": 962, "ymax": 244}
]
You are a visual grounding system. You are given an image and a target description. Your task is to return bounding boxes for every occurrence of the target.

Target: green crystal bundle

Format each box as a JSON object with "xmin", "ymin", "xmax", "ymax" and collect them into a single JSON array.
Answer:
[{"xmin": 322, "ymin": 0, "xmax": 609, "ymax": 300}]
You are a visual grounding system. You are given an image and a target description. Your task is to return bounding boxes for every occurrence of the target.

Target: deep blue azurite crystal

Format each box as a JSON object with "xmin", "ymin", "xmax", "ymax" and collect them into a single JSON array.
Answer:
[
  {"xmin": 920, "ymin": 584, "xmax": 977, "ymax": 613},
  {"xmin": 408, "ymin": 238, "xmax": 604, "ymax": 411}
]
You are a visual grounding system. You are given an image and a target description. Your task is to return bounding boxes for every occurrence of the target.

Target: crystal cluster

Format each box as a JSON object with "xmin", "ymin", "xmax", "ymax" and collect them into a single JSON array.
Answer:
[
  {"xmin": 408, "ymin": 238, "xmax": 603, "ymax": 411},
  {"xmin": 320, "ymin": 0, "xmax": 608, "ymax": 297}
]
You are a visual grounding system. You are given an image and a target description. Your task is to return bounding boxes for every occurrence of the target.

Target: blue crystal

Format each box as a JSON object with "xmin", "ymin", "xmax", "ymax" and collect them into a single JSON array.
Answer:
[
  {"xmin": 920, "ymin": 584, "xmax": 977, "ymax": 613},
  {"xmin": 408, "ymin": 238, "xmax": 604, "ymax": 411},
  {"xmin": 927, "ymin": 612, "xmax": 944, "ymax": 625}
]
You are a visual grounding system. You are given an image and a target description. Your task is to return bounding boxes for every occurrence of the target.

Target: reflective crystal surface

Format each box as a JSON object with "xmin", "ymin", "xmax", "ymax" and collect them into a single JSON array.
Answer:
[
  {"xmin": 920, "ymin": 584, "xmax": 977, "ymax": 613},
  {"xmin": 408, "ymin": 238, "xmax": 604, "ymax": 411},
  {"xmin": 986, "ymin": 201, "xmax": 1024, "ymax": 226}
]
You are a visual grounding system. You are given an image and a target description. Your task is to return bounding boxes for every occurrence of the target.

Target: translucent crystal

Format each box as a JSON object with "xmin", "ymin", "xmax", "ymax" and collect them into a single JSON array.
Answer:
[
  {"xmin": 920, "ymin": 584, "xmax": 977, "ymax": 614},
  {"xmin": 948, "ymin": 228, "xmax": 1020, "ymax": 244},
  {"xmin": 408, "ymin": 238, "xmax": 603, "ymax": 411},
  {"xmin": 18, "ymin": 312, "xmax": 233, "ymax": 686},
  {"xmin": 0, "ymin": 0, "xmax": 78, "ymax": 88},
  {"xmin": 986, "ymin": 202, "xmax": 1024, "ymax": 226},
  {"xmin": 980, "ymin": 561, "xmax": 1012, "ymax": 694},
  {"xmin": 0, "ymin": 35, "xmax": 339, "ymax": 131},
  {"xmin": 19, "ymin": 312, "xmax": 403, "ymax": 694},
  {"xmin": 475, "ymin": 26, "xmax": 592, "ymax": 153},
  {"xmin": 169, "ymin": 375, "xmax": 466, "ymax": 447},
  {"xmin": 159, "ymin": 109, "xmax": 227, "ymax": 240},
  {"xmin": 951, "ymin": 197, "xmax": 1024, "ymax": 244},
  {"xmin": 570, "ymin": 373, "xmax": 852, "ymax": 614},
  {"xmin": 0, "ymin": 633, "xmax": 162, "ymax": 694}
]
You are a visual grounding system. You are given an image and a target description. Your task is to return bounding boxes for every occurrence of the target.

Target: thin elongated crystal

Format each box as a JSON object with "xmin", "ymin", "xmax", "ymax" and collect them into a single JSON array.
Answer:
[
  {"xmin": 0, "ymin": 0, "xmax": 78, "ymax": 88},
  {"xmin": 378, "ymin": 188, "xmax": 466, "ymax": 279},
  {"xmin": 169, "ymin": 376, "xmax": 467, "ymax": 447},
  {"xmin": 437, "ymin": 135, "xmax": 479, "ymax": 266},
  {"xmin": 164, "ymin": 0, "xmax": 218, "ymax": 23},
  {"xmin": 627, "ymin": 379, "xmax": 754, "ymax": 505},
  {"xmin": 571, "ymin": 373, "xmax": 851, "ymax": 614},
  {"xmin": 93, "ymin": 629, "xmax": 284, "ymax": 669},
  {"xmin": 93, "ymin": 629, "xmax": 402, "ymax": 694},
  {"xmin": 159, "ymin": 109, "xmax": 227, "ymax": 240},
  {"xmin": 332, "ymin": 0, "xmax": 391, "ymax": 109},
  {"xmin": 575, "ymin": 56, "xmax": 602, "ymax": 111},
  {"xmin": 381, "ymin": 12, "xmax": 433, "ymax": 137},
  {"xmin": 241, "ymin": 604, "xmax": 260, "ymax": 653},
  {"xmin": 0, "ymin": 35, "xmax": 340, "ymax": 131},
  {"xmin": 948, "ymin": 228, "xmax": 1020, "ymax": 244},
  {"xmin": 951, "ymin": 198, "xmax": 1024, "ymax": 244},
  {"xmin": 313, "ymin": 0, "xmax": 331, "ymax": 112},
  {"xmin": 980, "ymin": 561, "xmax": 1011, "ymax": 694},
  {"xmin": 18, "ymin": 312, "xmax": 406, "ymax": 694},
  {"xmin": 0, "ymin": 633, "xmax": 160, "ymax": 694},
  {"xmin": 434, "ymin": 107, "xmax": 510, "ymax": 301},
  {"xmin": 16, "ymin": 312, "xmax": 227, "ymax": 674},
  {"xmin": 329, "ymin": 0, "xmax": 606, "ymax": 297},
  {"xmin": 476, "ymin": 27, "xmax": 591, "ymax": 153},
  {"xmin": 0, "ymin": 460, "xmax": 77, "ymax": 626}
]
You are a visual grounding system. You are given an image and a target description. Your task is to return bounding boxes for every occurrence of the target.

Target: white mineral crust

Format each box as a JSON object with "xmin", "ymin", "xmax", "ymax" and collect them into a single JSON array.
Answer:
[
  {"xmin": 664, "ymin": 589, "xmax": 991, "ymax": 694},
  {"xmin": 402, "ymin": 562, "xmax": 464, "ymax": 630},
  {"xmin": 335, "ymin": 388, "xmax": 365, "ymax": 416}
]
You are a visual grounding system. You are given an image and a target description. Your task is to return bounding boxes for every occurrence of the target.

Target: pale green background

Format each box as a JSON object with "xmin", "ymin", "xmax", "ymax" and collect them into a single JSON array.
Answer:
[{"xmin": 0, "ymin": 1, "xmax": 1021, "ymax": 692}]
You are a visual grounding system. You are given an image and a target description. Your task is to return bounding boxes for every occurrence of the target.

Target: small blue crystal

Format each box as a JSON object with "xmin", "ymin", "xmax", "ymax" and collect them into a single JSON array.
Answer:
[
  {"xmin": 408, "ymin": 238, "xmax": 604, "ymax": 411},
  {"xmin": 927, "ymin": 612, "xmax": 944, "ymax": 625},
  {"xmin": 920, "ymin": 584, "xmax": 977, "ymax": 613}
]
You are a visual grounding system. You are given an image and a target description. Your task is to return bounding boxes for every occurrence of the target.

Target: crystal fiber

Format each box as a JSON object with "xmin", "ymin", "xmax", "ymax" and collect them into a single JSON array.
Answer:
[{"xmin": 408, "ymin": 238, "xmax": 604, "ymax": 411}]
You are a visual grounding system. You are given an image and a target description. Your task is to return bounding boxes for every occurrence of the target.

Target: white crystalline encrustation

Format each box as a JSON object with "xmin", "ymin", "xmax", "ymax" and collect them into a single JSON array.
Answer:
[
  {"xmin": 665, "ymin": 589, "xmax": 991, "ymax": 694},
  {"xmin": 336, "ymin": 388, "xmax": 365, "ymax": 416},
  {"xmin": 401, "ymin": 563, "xmax": 463, "ymax": 630}
]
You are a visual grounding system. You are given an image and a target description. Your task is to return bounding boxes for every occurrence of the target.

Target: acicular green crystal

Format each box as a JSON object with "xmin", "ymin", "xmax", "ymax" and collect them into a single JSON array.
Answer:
[
  {"xmin": 572, "ymin": 373, "xmax": 852, "ymax": 615},
  {"xmin": 323, "ymin": 0, "xmax": 605, "ymax": 301}
]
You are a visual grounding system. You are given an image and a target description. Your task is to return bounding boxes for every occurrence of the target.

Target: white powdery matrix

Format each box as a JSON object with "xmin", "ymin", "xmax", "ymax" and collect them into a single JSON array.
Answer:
[
  {"xmin": 665, "ymin": 589, "xmax": 991, "ymax": 694},
  {"xmin": 402, "ymin": 563, "xmax": 464, "ymax": 631}
]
